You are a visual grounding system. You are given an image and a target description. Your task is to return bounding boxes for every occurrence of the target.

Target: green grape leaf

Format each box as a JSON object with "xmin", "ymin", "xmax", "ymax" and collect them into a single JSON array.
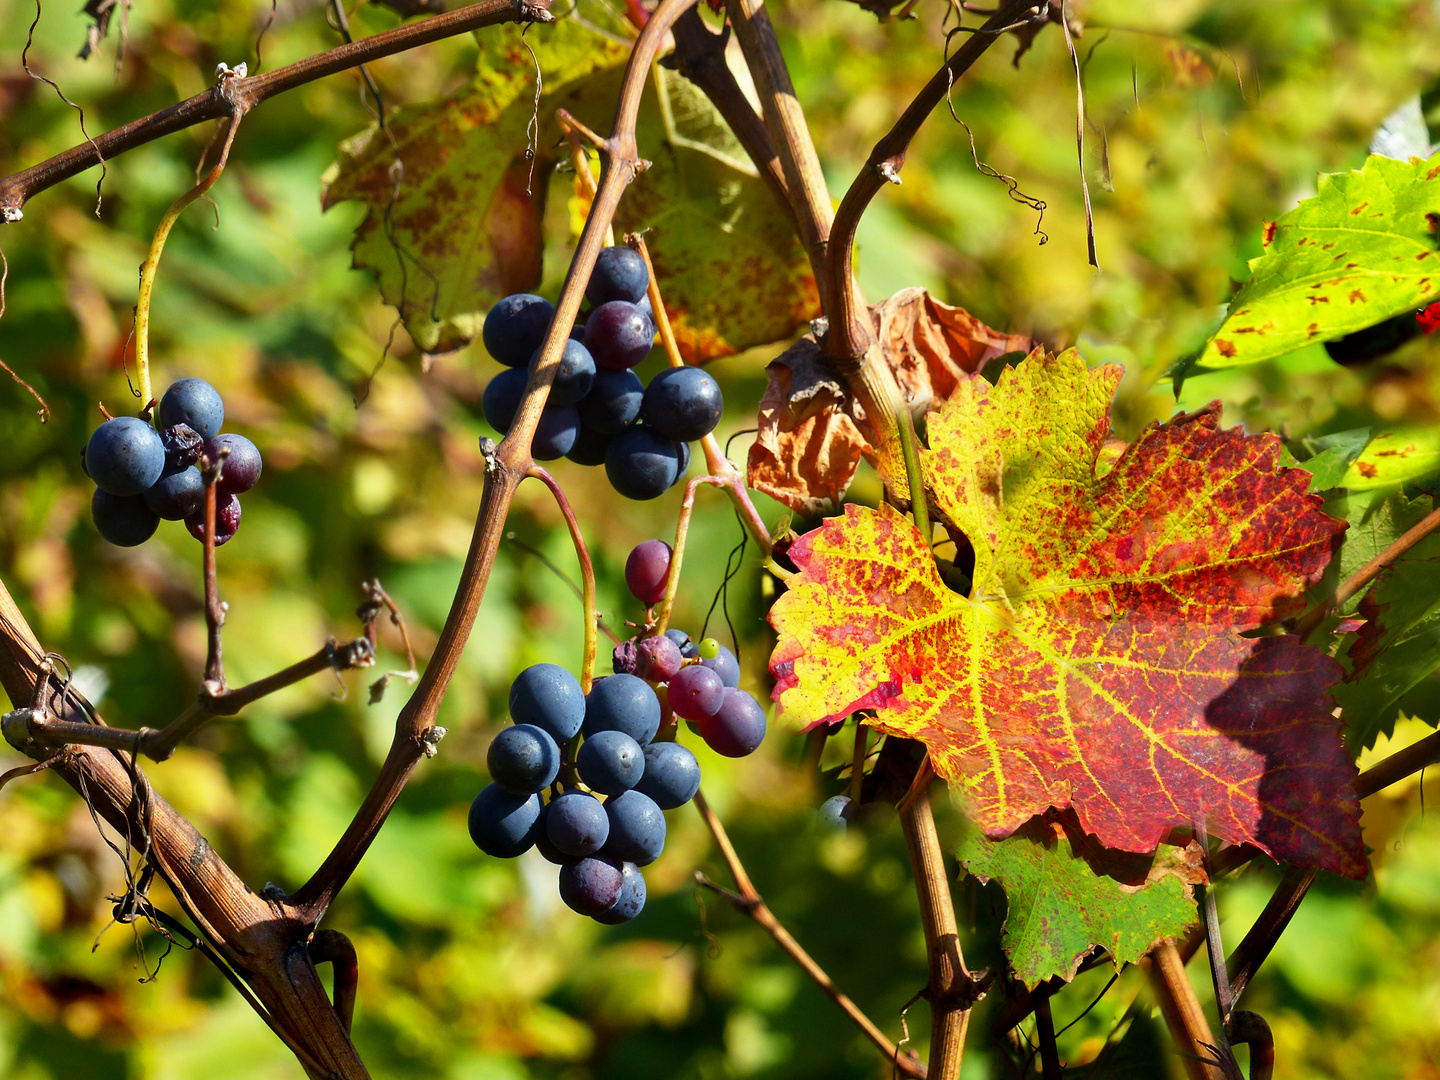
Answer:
[
  {"xmin": 958, "ymin": 812, "xmax": 1200, "ymax": 987},
  {"xmin": 1197, "ymin": 152, "xmax": 1440, "ymax": 369},
  {"xmin": 1330, "ymin": 490, "xmax": 1433, "ymax": 615},
  {"xmin": 1339, "ymin": 426, "xmax": 1440, "ymax": 490},
  {"xmin": 1299, "ymin": 427, "xmax": 1370, "ymax": 493},
  {"xmin": 1336, "ymin": 530, "xmax": 1440, "ymax": 751},
  {"xmin": 323, "ymin": 13, "xmax": 814, "ymax": 358}
]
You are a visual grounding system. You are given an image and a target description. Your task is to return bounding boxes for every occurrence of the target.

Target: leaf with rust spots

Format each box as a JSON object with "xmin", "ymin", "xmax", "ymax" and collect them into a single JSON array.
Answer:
[
  {"xmin": 1340, "ymin": 426, "xmax": 1440, "ymax": 490},
  {"xmin": 769, "ymin": 350, "xmax": 1365, "ymax": 876},
  {"xmin": 1335, "ymin": 528, "xmax": 1440, "ymax": 752},
  {"xmin": 1197, "ymin": 152, "xmax": 1440, "ymax": 369},
  {"xmin": 745, "ymin": 290, "xmax": 1034, "ymax": 514},
  {"xmin": 958, "ymin": 812, "xmax": 1199, "ymax": 987},
  {"xmin": 323, "ymin": 16, "xmax": 632, "ymax": 353},
  {"xmin": 324, "ymin": 16, "xmax": 813, "ymax": 359}
]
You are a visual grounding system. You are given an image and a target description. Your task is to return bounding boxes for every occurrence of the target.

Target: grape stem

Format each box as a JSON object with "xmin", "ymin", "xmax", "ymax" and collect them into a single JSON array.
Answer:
[
  {"xmin": 133, "ymin": 109, "xmax": 243, "ymax": 408},
  {"xmin": 526, "ymin": 466, "xmax": 600, "ymax": 693},
  {"xmin": 692, "ymin": 789, "xmax": 928, "ymax": 1078},
  {"xmin": 654, "ymin": 475, "xmax": 725, "ymax": 636},
  {"xmin": 199, "ymin": 449, "xmax": 229, "ymax": 689},
  {"xmin": 557, "ymin": 112, "xmax": 615, "ymax": 249}
]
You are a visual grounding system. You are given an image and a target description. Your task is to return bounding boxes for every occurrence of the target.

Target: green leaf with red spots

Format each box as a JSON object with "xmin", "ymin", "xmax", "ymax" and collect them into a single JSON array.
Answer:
[
  {"xmin": 769, "ymin": 350, "xmax": 1367, "ymax": 877},
  {"xmin": 958, "ymin": 812, "xmax": 1201, "ymax": 987},
  {"xmin": 1198, "ymin": 152, "xmax": 1440, "ymax": 369},
  {"xmin": 324, "ymin": 13, "xmax": 814, "ymax": 358}
]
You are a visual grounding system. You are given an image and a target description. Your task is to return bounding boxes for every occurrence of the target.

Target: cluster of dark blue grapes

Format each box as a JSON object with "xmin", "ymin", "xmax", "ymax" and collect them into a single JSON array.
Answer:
[
  {"xmin": 83, "ymin": 378, "xmax": 261, "ymax": 548},
  {"xmin": 468, "ymin": 540, "xmax": 766, "ymax": 923},
  {"xmin": 481, "ymin": 246, "xmax": 724, "ymax": 501}
]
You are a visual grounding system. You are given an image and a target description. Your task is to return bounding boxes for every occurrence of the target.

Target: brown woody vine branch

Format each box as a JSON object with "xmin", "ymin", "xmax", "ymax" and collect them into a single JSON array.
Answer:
[
  {"xmin": 0, "ymin": 0, "xmax": 553, "ymax": 221},
  {"xmin": 692, "ymin": 789, "xmax": 927, "ymax": 1078},
  {"xmin": 288, "ymin": 0, "xmax": 704, "ymax": 925},
  {"xmin": 825, "ymin": 0, "xmax": 1044, "ymax": 361}
]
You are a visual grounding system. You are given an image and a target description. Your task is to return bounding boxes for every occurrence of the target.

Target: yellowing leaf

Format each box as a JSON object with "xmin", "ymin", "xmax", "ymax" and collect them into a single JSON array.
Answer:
[
  {"xmin": 1199, "ymin": 152, "xmax": 1440, "ymax": 369},
  {"xmin": 769, "ymin": 351, "xmax": 1366, "ymax": 876},
  {"xmin": 1341, "ymin": 427, "xmax": 1440, "ymax": 490}
]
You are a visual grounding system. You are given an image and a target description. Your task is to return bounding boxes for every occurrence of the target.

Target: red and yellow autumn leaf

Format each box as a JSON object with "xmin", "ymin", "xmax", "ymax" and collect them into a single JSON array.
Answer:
[{"xmin": 769, "ymin": 350, "xmax": 1366, "ymax": 877}]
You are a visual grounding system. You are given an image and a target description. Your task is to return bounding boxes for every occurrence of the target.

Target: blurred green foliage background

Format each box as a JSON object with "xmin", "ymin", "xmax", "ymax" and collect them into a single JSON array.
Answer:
[{"xmin": 1, "ymin": 0, "xmax": 1439, "ymax": 1076}]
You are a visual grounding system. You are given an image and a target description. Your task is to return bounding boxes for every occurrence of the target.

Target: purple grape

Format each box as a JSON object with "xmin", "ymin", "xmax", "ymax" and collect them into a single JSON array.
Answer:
[
  {"xmin": 603, "ymin": 789, "xmax": 665, "ymax": 866},
  {"xmin": 204, "ymin": 434, "xmax": 262, "ymax": 495},
  {"xmin": 559, "ymin": 856, "xmax": 624, "ymax": 915},
  {"xmin": 85, "ymin": 417, "xmax": 165, "ymax": 497},
  {"xmin": 535, "ymin": 810, "xmax": 570, "ymax": 865},
  {"xmin": 158, "ymin": 423, "xmax": 204, "ymax": 471},
  {"xmin": 509, "ymin": 664, "xmax": 585, "ymax": 742},
  {"xmin": 577, "ymin": 730, "xmax": 645, "ymax": 796},
  {"xmin": 92, "ymin": 490, "xmax": 159, "ymax": 547},
  {"xmin": 586, "ymin": 246, "xmax": 650, "ymax": 306},
  {"xmin": 635, "ymin": 742, "xmax": 700, "ymax": 810},
  {"xmin": 641, "ymin": 366, "xmax": 724, "ymax": 442},
  {"xmin": 699, "ymin": 687, "xmax": 767, "ymax": 757},
  {"xmin": 612, "ymin": 640, "xmax": 638, "ymax": 676},
  {"xmin": 484, "ymin": 293, "xmax": 554, "ymax": 368},
  {"xmin": 585, "ymin": 301, "xmax": 654, "ymax": 371},
  {"xmin": 468, "ymin": 783, "xmax": 542, "ymax": 858},
  {"xmin": 635, "ymin": 635, "xmax": 683, "ymax": 682},
  {"xmin": 158, "ymin": 378, "xmax": 225, "ymax": 440},
  {"xmin": 487, "ymin": 723, "xmax": 560, "ymax": 795},
  {"xmin": 185, "ymin": 493, "xmax": 242, "ymax": 547},
  {"xmin": 546, "ymin": 790, "xmax": 610, "ymax": 856},
  {"xmin": 593, "ymin": 861, "xmax": 646, "ymax": 924},
  {"xmin": 625, "ymin": 540, "xmax": 672, "ymax": 604},
  {"xmin": 583, "ymin": 674, "xmax": 661, "ymax": 744},
  {"xmin": 700, "ymin": 644, "xmax": 741, "ymax": 689},
  {"xmin": 668, "ymin": 664, "xmax": 725, "ymax": 721},
  {"xmin": 143, "ymin": 465, "xmax": 205, "ymax": 520}
]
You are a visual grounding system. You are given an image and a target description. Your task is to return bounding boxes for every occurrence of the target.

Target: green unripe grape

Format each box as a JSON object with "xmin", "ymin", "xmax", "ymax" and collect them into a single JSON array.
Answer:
[{"xmin": 697, "ymin": 637, "xmax": 721, "ymax": 660}]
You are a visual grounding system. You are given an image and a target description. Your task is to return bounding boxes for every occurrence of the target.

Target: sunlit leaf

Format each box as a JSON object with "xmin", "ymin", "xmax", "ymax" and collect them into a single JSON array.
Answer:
[
  {"xmin": 769, "ymin": 351, "xmax": 1365, "ymax": 876},
  {"xmin": 1340, "ymin": 426, "xmax": 1440, "ymax": 490},
  {"xmin": 958, "ymin": 813, "xmax": 1199, "ymax": 987},
  {"xmin": 1198, "ymin": 152, "xmax": 1440, "ymax": 369}
]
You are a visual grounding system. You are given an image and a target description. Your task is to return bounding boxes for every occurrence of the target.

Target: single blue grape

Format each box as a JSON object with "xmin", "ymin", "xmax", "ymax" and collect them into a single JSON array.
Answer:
[
  {"xmin": 635, "ymin": 742, "xmax": 701, "ymax": 810},
  {"xmin": 604, "ymin": 427, "xmax": 684, "ymax": 501},
  {"xmin": 664, "ymin": 628, "xmax": 698, "ymax": 659},
  {"xmin": 528, "ymin": 338, "xmax": 596, "ymax": 408},
  {"xmin": 584, "ymin": 301, "xmax": 653, "ymax": 371},
  {"xmin": 532, "ymin": 405, "xmax": 580, "ymax": 461},
  {"xmin": 558, "ymin": 856, "xmax": 624, "ymax": 916},
  {"xmin": 546, "ymin": 790, "xmax": 610, "ymax": 856},
  {"xmin": 158, "ymin": 378, "xmax": 225, "ymax": 440},
  {"xmin": 92, "ymin": 490, "xmax": 159, "ymax": 547},
  {"xmin": 577, "ymin": 730, "xmax": 645, "ymax": 796},
  {"xmin": 603, "ymin": 789, "xmax": 666, "ymax": 866},
  {"xmin": 641, "ymin": 366, "xmax": 724, "ymax": 442},
  {"xmin": 583, "ymin": 674, "xmax": 661, "ymax": 744},
  {"xmin": 818, "ymin": 794, "xmax": 854, "ymax": 832},
  {"xmin": 700, "ymin": 644, "xmax": 741, "ymax": 689},
  {"xmin": 586, "ymin": 246, "xmax": 650, "ymax": 306},
  {"xmin": 509, "ymin": 664, "xmax": 585, "ymax": 743},
  {"xmin": 535, "ymin": 808, "xmax": 570, "ymax": 865},
  {"xmin": 593, "ymin": 861, "xmax": 646, "ymax": 924},
  {"xmin": 143, "ymin": 465, "xmax": 205, "ymax": 520},
  {"xmin": 468, "ymin": 783, "xmax": 542, "ymax": 858},
  {"xmin": 482, "ymin": 368, "xmax": 529, "ymax": 434},
  {"xmin": 487, "ymin": 723, "xmax": 560, "ymax": 795},
  {"xmin": 86, "ymin": 417, "xmax": 165, "ymax": 497},
  {"xmin": 577, "ymin": 368, "xmax": 643, "ymax": 435},
  {"xmin": 483, "ymin": 293, "xmax": 554, "ymax": 367}
]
